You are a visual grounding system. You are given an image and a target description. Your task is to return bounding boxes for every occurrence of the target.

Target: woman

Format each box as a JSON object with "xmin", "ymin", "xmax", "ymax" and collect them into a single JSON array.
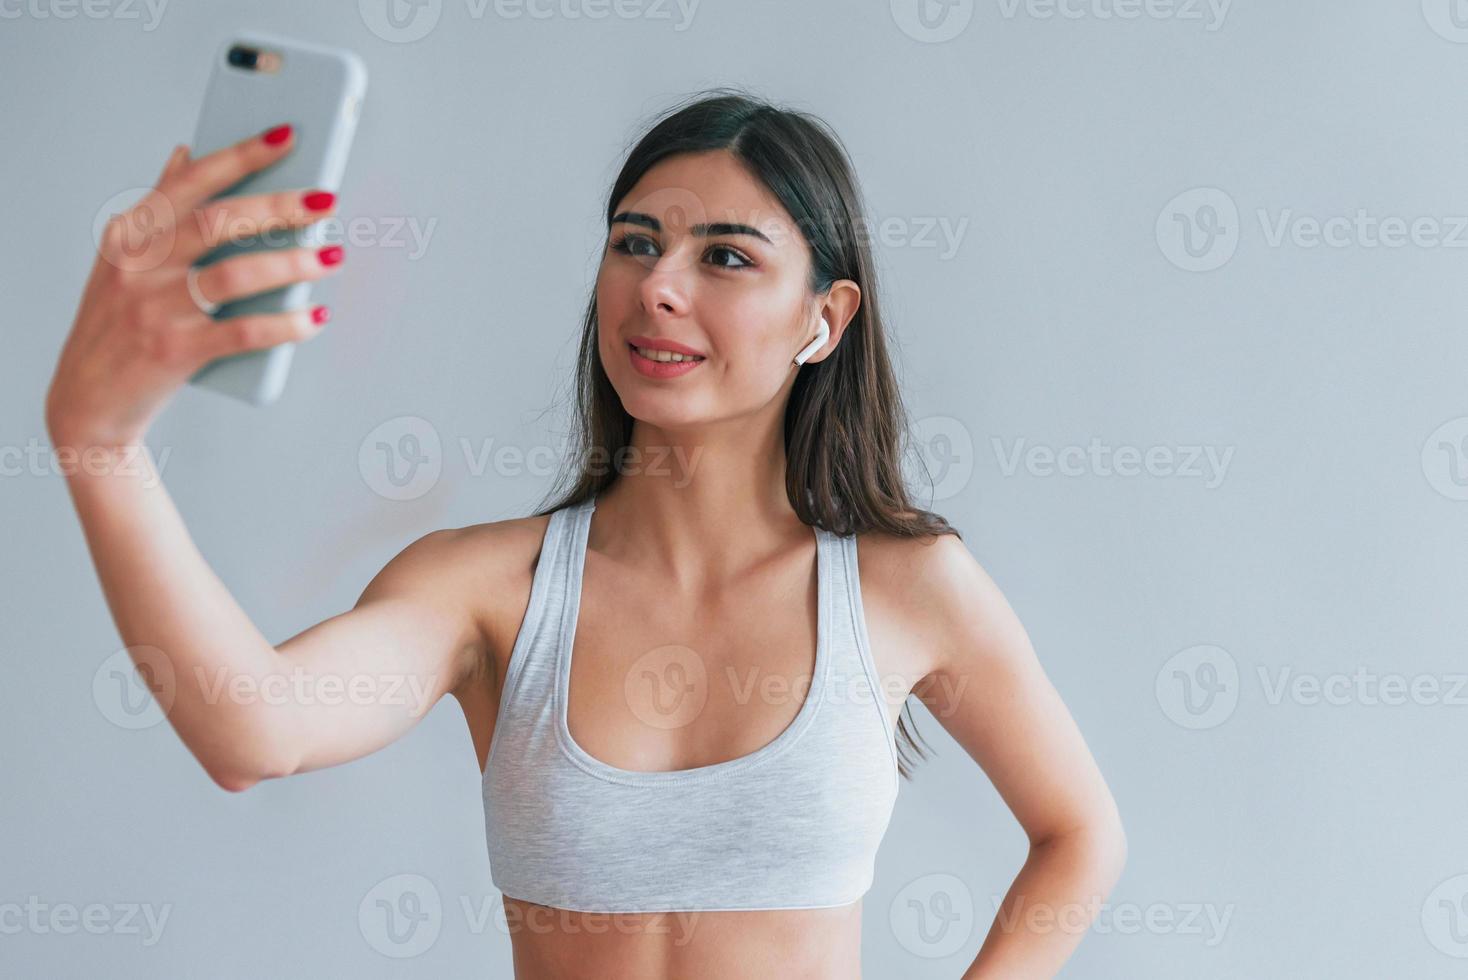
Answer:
[{"xmin": 46, "ymin": 89, "xmax": 1126, "ymax": 979}]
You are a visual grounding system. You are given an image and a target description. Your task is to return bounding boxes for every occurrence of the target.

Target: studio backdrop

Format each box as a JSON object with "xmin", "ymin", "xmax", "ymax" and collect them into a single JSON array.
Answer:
[{"xmin": 4, "ymin": 1, "xmax": 1465, "ymax": 977}]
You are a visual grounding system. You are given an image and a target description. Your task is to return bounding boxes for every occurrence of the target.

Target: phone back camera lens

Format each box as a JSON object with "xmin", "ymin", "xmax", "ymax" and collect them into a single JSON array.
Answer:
[{"xmin": 227, "ymin": 45, "xmax": 259, "ymax": 69}]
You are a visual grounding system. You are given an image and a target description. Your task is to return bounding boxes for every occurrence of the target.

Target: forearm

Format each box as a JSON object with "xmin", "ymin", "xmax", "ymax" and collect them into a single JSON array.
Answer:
[
  {"xmin": 962, "ymin": 828, "xmax": 1127, "ymax": 980},
  {"xmin": 51, "ymin": 426, "xmax": 298, "ymax": 789}
]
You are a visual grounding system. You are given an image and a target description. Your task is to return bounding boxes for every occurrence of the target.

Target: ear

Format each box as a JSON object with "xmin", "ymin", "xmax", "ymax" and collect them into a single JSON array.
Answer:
[{"xmin": 803, "ymin": 280, "xmax": 862, "ymax": 364}]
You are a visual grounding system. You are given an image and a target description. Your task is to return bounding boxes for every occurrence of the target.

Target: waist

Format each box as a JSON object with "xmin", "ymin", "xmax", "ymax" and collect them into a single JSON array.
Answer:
[{"xmin": 502, "ymin": 895, "xmax": 864, "ymax": 980}]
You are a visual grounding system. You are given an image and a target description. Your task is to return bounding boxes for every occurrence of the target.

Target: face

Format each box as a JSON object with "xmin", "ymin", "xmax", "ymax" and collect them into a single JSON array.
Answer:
[{"xmin": 595, "ymin": 150, "xmax": 833, "ymax": 428}]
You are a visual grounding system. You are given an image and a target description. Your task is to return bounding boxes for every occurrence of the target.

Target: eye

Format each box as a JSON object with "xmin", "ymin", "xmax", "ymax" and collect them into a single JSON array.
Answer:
[
  {"xmin": 608, "ymin": 234, "xmax": 756, "ymax": 270},
  {"xmin": 707, "ymin": 245, "xmax": 753, "ymax": 269},
  {"xmin": 609, "ymin": 233, "xmax": 658, "ymax": 258}
]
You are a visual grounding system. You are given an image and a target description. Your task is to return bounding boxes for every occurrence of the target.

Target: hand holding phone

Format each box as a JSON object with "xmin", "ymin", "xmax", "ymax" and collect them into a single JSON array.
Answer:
[
  {"xmin": 45, "ymin": 126, "xmax": 339, "ymax": 448},
  {"xmin": 46, "ymin": 33, "xmax": 367, "ymax": 447}
]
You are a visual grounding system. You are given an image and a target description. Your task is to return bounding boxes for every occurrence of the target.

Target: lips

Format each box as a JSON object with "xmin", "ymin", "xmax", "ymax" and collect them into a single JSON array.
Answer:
[
  {"xmin": 627, "ymin": 341, "xmax": 705, "ymax": 378},
  {"xmin": 625, "ymin": 334, "xmax": 707, "ymax": 359},
  {"xmin": 627, "ymin": 342, "xmax": 705, "ymax": 363}
]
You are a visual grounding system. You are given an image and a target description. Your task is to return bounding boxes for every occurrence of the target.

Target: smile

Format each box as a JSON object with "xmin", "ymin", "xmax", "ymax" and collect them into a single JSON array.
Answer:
[{"xmin": 627, "ymin": 342, "xmax": 706, "ymax": 378}]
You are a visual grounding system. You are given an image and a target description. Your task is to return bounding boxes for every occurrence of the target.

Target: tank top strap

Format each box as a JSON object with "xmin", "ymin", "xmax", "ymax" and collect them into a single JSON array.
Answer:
[
  {"xmin": 491, "ymin": 498, "xmax": 587, "ymax": 728},
  {"xmin": 818, "ymin": 527, "xmax": 890, "ymax": 737},
  {"xmin": 814, "ymin": 527, "xmax": 857, "ymax": 667}
]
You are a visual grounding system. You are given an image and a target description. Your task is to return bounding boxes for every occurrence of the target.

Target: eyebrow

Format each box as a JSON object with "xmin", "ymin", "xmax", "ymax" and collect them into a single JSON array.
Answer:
[{"xmin": 609, "ymin": 210, "xmax": 773, "ymax": 244}]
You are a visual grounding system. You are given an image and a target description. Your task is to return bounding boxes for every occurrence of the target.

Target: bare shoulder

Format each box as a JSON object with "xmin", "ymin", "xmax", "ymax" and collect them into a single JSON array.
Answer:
[
  {"xmin": 851, "ymin": 525, "xmax": 1016, "ymax": 699},
  {"xmin": 428, "ymin": 511, "xmax": 555, "ymax": 689}
]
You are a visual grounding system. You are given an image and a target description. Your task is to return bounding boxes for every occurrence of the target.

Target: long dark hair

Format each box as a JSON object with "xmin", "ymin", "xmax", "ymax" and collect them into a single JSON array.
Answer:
[{"xmin": 535, "ymin": 86, "xmax": 959, "ymax": 780}]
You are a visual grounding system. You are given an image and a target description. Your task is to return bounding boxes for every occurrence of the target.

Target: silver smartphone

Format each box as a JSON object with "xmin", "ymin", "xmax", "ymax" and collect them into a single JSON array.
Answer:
[{"xmin": 186, "ymin": 32, "xmax": 367, "ymax": 407}]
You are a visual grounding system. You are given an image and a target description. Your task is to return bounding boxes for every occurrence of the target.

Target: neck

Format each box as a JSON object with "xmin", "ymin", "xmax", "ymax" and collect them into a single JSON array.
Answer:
[{"xmin": 591, "ymin": 416, "xmax": 809, "ymax": 587}]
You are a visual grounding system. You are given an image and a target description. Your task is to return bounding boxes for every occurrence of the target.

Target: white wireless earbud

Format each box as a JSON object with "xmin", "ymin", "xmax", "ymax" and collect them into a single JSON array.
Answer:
[{"xmin": 793, "ymin": 317, "xmax": 830, "ymax": 366}]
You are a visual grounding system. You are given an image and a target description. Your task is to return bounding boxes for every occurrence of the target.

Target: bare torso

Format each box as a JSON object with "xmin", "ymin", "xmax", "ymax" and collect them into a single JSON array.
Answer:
[{"xmin": 451, "ymin": 510, "xmax": 940, "ymax": 979}]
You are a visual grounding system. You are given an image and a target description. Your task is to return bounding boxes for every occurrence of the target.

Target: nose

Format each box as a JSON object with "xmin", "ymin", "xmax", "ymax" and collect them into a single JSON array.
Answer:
[{"xmin": 638, "ymin": 257, "xmax": 691, "ymax": 318}]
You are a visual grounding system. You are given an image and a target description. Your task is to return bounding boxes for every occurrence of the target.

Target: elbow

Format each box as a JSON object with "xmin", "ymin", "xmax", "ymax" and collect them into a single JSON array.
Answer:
[
  {"xmin": 1074, "ymin": 815, "xmax": 1128, "ymax": 877},
  {"xmin": 201, "ymin": 716, "xmax": 303, "ymax": 793},
  {"xmin": 1107, "ymin": 806, "xmax": 1128, "ymax": 859},
  {"xmin": 1092, "ymin": 820, "xmax": 1129, "ymax": 887},
  {"xmin": 210, "ymin": 769, "xmax": 261, "ymax": 793},
  {"xmin": 201, "ymin": 752, "xmax": 261, "ymax": 791},
  {"xmin": 1102, "ymin": 821, "xmax": 1128, "ymax": 880},
  {"xmin": 1033, "ymin": 817, "xmax": 1129, "ymax": 882},
  {"xmin": 203, "ymin": 749, "xmax": 298, "ymax": 794}
]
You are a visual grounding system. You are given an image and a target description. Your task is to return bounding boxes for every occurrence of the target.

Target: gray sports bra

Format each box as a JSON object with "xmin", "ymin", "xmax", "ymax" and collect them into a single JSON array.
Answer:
[{"xmin": 481, "ymin": 493, "xmax": 901, "ymax": 914}]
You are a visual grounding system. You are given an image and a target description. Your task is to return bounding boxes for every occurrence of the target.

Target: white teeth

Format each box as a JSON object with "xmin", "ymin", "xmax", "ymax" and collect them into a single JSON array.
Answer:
[{"xmin": 633, "ymin": 345, "xmax": 704, "ymax": 363}]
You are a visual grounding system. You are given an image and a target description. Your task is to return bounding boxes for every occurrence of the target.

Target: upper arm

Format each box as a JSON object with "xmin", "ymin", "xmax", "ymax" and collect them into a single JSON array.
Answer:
[
  {"xmin": 906, "ymin": 534, "xmax": 1126, "ymax": 853},
  {"xmin": 267, "ymin": 527, "xmax": 489, "ymax": 780}
]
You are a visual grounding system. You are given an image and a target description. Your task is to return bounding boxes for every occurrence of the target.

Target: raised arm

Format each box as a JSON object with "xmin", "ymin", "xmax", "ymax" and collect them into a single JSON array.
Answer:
[
  {"xmin": 269, "ymin": 527, "xmax": 487, "ymax": 784},
  {"xmin": 45, "ymin": 129, "xmax": 483, "ymax": 792},
  {"xmin": 52, "ymin": 446, "xmax": 484, "ymax": 791}
]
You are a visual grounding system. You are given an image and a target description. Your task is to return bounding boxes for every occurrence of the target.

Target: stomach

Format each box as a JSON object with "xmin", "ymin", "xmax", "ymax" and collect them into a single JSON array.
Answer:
[{"xmin": 500, "ymin": 895, "xmax": 865, "ymax": 979}]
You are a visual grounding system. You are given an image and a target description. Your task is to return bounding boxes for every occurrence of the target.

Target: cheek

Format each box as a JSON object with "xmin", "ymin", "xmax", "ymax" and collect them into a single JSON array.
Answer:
[
  {"xmin": 598, "ymin": 251, "xmax": 647, "ymax": 294},
  {"xmin": 727, "ymin": 292, "xmax": 799, "ymax": 358},
  {"xmin": 595, "ymin": 270, "xmax": 634, "ymax": 344},
  {"xmin": 707, "ymin": 312, "xmax": 795, "ymax": 379},
  {"xmin": 595, "ymin": 264, "xmax": 625, "ymax": 314}
]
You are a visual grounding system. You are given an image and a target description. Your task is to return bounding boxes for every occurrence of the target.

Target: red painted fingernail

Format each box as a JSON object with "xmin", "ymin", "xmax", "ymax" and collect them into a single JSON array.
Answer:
[
  {"xmin": 317, "ymin": 245, "xmax": 344, "ymax": 266},
  {"xmin": 263, "ymin": 124, "xmax": 293, "ymax": 145},
  {"xmin": 303, "ymin": 190, "xmax": 335, "ymax": 211},
  {"xmin": 311, "ymin": 305, "xmax": 331, "ymax": 325}
]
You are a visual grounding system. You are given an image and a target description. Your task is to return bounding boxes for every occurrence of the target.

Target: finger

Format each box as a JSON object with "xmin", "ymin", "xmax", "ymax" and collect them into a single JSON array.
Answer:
[
  {"xmin": 164, "ymin": 122, "xmax": 295, "ymax": 213},
  {"xmin": 175, "ymin": 187, "xmax": 338, "ymax": 262},
  {"xmin": 194, "ymin": 304, "xmax": 331, "ymax": 362},
  {"xmin": 188, "ymin": 243, "xmax": 346, "ymax": 311},
  {"xmin": 156, "ymin": 143, "xmax": 190, "ymax": 185}
]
